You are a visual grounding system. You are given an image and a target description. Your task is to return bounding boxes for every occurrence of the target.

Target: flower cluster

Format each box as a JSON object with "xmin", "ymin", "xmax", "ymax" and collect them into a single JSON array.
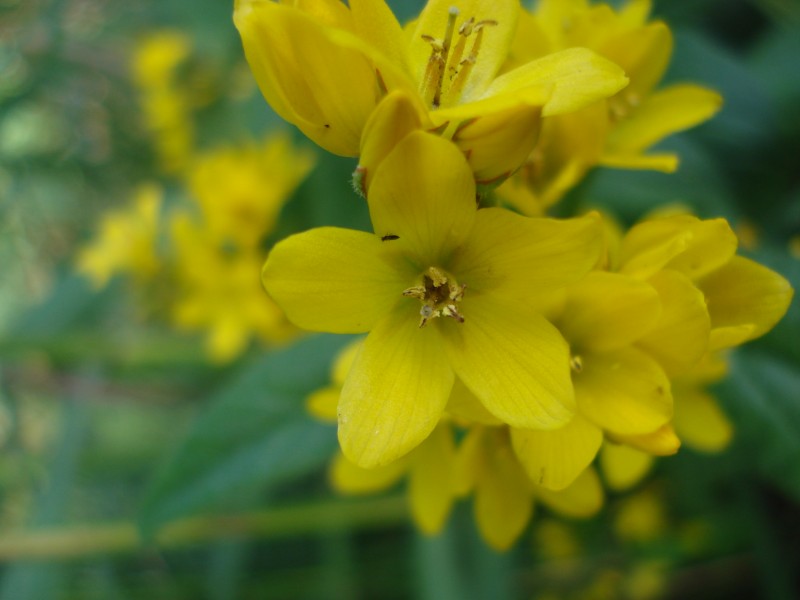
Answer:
[
  {"xmin": 77, "ymin": 134, "xmax": 315, "ymax": 362},
  {"xmin": 237, "ymin": 0, "xmax": 793, "ymax": 549}
]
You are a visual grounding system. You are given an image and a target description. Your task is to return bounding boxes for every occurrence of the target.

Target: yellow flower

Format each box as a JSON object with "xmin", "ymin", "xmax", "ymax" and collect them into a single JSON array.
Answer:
[
  {"xmin": 170, "ymin": 214, "xmax": 296, "ymax": 363},
  {"xmin": 131, "ymin": 30, "xmax": 195, "ymax": 173},
  {"xmin": 234, "ymin": 0, "xmax": 629, "ymax": 175},
  {"xmin": 307, "ymin": 340, "xmax": 467, "ymax": 535},
  {"xmin": 499, "ymin": 0, "xmax": 722, "ymax": 214},
  {"xmin": 263, "ymin": 131, "xmax": 603, "ymax": 467},
  {"xmin": 455, "ymin": 425, "xmax": 603, "ymax": 551},
  {"xmin": 76, "ymin": 183, "xmax": 162, "ymax": 289},
  {"xmin": 510, "ymin": 271, "xmax": 672, "ymax": 491},
  {"xmin": 186, "ymin": 133, "xmax": 315, "ymax": 248}
]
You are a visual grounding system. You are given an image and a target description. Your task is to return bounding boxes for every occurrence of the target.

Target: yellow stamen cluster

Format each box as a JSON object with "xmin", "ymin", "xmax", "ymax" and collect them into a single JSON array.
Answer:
[
  {"xmin": 420, "ymin": 7, "xmax": 497, "ymax": 109},
  {"xmin": 402, "ymin": 266, "xmax": 466, "ymax": 327}
]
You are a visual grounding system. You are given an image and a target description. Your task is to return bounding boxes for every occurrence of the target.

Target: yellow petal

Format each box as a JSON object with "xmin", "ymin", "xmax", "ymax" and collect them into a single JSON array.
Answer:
[
  {"xmin": 474, "ymin": 431, "xmax": 534, "ymax": 551},
  {"xmin": 600, "ymin": 21, "xmax": 672, "ymax": 100},
  {"xmin": 636, "ymin": 270, "xmax": 711, "ymax": 375},
  {"xmin": 207, "ymin": 318, "xmax": 249, "ymax": 363},
  {"xmin": 699, "ymin": 256, "xmax": 794, "ymax": 347},
  {"xmin": 338, "ymin": 303, "xmax": 454, "ymax": 467},
  {"xmin": 673, "ymin": 388, "xmax": 733, "ymax": 453},
  {"xmin": 599, "ymin": 151, "xmax": 679, "ymax": 173},
  {"xmin": 535, "ymin": 467, "xmax": 604, "ymax": 519},
  {"xmin": 452, "ymin": 210, "xmax": 603, "ymax": 301},
  {"xmin": 409, "ymin": 425, "xmax": 457, "ymax": 534},
  {"xmin": 559, "ymin": 271, "xmax": 662, "ymax": 352},
  {"xmin": 511, "ymin": 414, "xmax": 603, "ymax": 491},
  {"xmin": 441, "ymin": 293, "xmax": 575, "ymax": 430},
  {"xmin": 575, "ymin": 347, "xmax": 673, "ymax": 436},
  {"xmin": 600, "ymin": 442, "xmax": 654, "ymax": 491},
  {"xmin": 620, "ymin": 215, "xmax": 738, "ymax": 281},
  {"xmin": 606, "ymin": 84, "xmax": 722, "ymax": 153},
  {"xmin": 368, "ymin": 131, "xmax": 476, "ymax": 264},
  {"xmin": 330, "ymin": 451, "xmax": 408, "ymax": 493},
  {"xmin": 331, "ymin": 339, "xmax": 364, "ymax": 386},
  {"xmin": 357, "ymin": 91, "xmax": 428, "ymax": 196},
  {"xmin": 486, "ymin": 48, "xmax": 629, "ymax": 117},
  {"xmin": 446, "ymin": 378, "xmax": 503, "ymax": 426},
  {"xmin": 452, "ymin": 425, "xmax": 485, "ymax": 496},
  {"xmin": 452, "ymin": 104, "xmax": 542, "ymax": 186},
  {"xmin": 410, "ymin": 0, "xmax": 520, "ymax": 103},
  {"xmin": 234, "ymin": 1, "xmax": 380, "ymax": 155},
  {"xmin": 262, "ymin": 227, "xmax": 409, "ymax": 334},
  {"xmin": 614, "ymin": 424, "xmax": 680, "ymax": 456},
  {"xmin": 306, "ymin": 387, "xmax": 340, "ymax": 422},
  {"xmin": 349, "ymin": 0, "xmax": 409, "ymax": 73}
]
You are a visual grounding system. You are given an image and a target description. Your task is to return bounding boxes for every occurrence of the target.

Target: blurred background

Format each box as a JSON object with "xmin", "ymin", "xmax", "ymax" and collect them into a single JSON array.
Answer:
[{"xmin": 0, "ymin": 0, "xmax": 799, "ymax": 598}]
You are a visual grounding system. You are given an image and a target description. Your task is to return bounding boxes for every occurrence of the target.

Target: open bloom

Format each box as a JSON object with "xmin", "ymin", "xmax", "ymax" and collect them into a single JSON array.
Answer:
[
  {"xmin": 263, "ymin": 131, "xmax": 603, "ymax": 467},
  {"xmin": 234, "ymin": 0, "xmax": 628, "ymax": 179},
  {"xmin": 498, "ymin": 0, "xmax": 722, "ymax": 214}
]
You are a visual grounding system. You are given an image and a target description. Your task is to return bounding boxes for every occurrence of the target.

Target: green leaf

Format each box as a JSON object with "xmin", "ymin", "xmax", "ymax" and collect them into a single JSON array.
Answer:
[
  {"xmin": 718, "ymin": 350, "xmax": 800, "ymax": 501},
  {"xmin": 138, "ymin": 334, "xmax": 347, "ymax": 537}
]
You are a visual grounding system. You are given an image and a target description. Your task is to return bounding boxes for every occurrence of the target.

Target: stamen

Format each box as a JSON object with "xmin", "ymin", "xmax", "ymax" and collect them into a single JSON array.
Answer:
[
  {"xmin": 402, "ymin": 267, "xmax": 466, "ymax": 328},
  {"xmin": 570, "ymin": 355, "xmax": 584, "ymax": 373},
  {"xmin": 446, "ymin": 20, "xmax": 496, "ymax": 103},
  {"xmin": 420, "ymin": 7, "xmax": 460, "ymax": 108}
]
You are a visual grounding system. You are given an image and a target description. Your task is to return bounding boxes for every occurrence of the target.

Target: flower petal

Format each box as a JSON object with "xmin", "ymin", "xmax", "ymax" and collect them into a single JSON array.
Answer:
[
  {"xmin": 600, "ymin": 442, "xmax": 654, "ymax": 491},
  {"xmin": 306, "ymin": 387, "xmax": 340, "ymax": 422},
  {"xmin": 338, "ymin": 303, "xmax": 454, "ymax": 467},
  {"xmin": 474, "ymin": 431, "xmax": 534, "ymax": 551},
  {"xmin": 441, "ymin": 293, "xmax": 575, "ymax": 429},
  {"xmin": 511, "ymin": 414, "xmax": 603, "ymax": 491},
  {"xmin": 699, "ymin": 256, "xmax": 793, "ymax": 347},
  {"xmin": 349, "ymin": 0, "xmax": 409, "ymax": 73},
  {"xmin": 535, "ymin": 467, "xmax": 604, "ymax": 519},
  {"xmin": 368, "ymin": 131, "xmax": 477, "ymax": 264},
  {"xmin": 234, "ymin": 1, "xmax": 381, "ymax": 155},
  {"xmin": 409, "ymin": 425, "xmax": 457, "ymax": 534},
  {"xmin": 575, "ymin": 347, "xmax": 673, "ymax": 436},
  {"xmin": 330, "ymin": 451, "xmax": 408, "ymax": 493},
  {"xmin": 636, "ymin": 270, "xmax": 711, "ymax": 375},
  {"xmin": 673, "ymin": 388, "xmax": 733, "ymax": 453},
  {"xmin": 613, "ymin": 424, "xmax": 680, "ymax": 456},
  {"xmin": 606, "ymin": 84, "xmax": 722, "ymax": 154},
  {"xmin": 599, "ymin": 21, "xmax": 672, "ymax": 100},
  {"xmin": 599, "ymin": 152, "xmax": 679, "ymax": 173},
  {"xmin": 559, "ymin": 271, "xmax": 662, "ymax": 353},
  {"xmin": 452, "ymin": 209, "xmax": 603, "ymax": 301},
  {"xmin": 358, "ymin": 91, "xmax": 428, "ymax": 196},
  {"xmin": 486, "ymin": 48, "xmax": 629, "ymax": 116},
  {"xmin": 446, "ymin": 378, "xmax": 503, "ymax": 426},
  {"xmin": 263, "ymin": 227, "xmax": 409, "ymax": 334},
  {"xmin": 620, "ymin": 215, "xmax": 738, "ymax": 281},
  {"xmin": 452, "ymin": 104, "xmax": 543, "ymax": 186}
]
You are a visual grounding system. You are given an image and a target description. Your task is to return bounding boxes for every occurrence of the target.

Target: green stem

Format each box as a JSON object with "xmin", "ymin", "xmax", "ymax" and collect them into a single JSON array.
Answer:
[{"xmin": 0, "ymin": 496, "xmax": 408, "ymax": 562}]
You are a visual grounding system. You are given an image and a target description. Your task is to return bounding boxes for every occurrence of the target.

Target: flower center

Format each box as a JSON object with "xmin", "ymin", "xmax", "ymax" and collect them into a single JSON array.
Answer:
[
  {"xmin": 402, "ymin": 266, "xmax": 466, "ymax": 328},
  {"xmin": 420, "ymin": 6, "xmax": 497, "ymax": 109}
]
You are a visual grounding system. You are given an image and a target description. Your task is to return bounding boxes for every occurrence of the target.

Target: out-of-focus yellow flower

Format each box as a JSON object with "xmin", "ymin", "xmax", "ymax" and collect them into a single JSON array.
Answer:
[
  {"xmin": 186, "ymin": 134, "xmax": 315, "ymax": 248},
  {"xmin": 76, "ymin": 183, "xmax": 162, "ymax": 289},
  {"xmin": 613, "ymin": 487, "xmax": 667, "ymax": 543},
  {"xmin": 499, "ymin": 0, "xmax": 722, "ymax": 215},
  {"xmin": 235, "ymin": 0, "xmax": 628, "ymax": 185},
  {"xmin": 263, "ymin": 132, "xmax": 603, "ymax": 467},
  {"xmin": 170, "ymin": 214, "xmax": 296, "ymax": 363},
  {"xmin": 132, "ymin": 30, "xmax": 195, "ymax": 174},
  {"xmin": 671, "ymin": 353, "xmax": 733, "ymax": 453},
  {"xmin": 456, "ymin": 425, "xmax": 603, "ymax": 551}
]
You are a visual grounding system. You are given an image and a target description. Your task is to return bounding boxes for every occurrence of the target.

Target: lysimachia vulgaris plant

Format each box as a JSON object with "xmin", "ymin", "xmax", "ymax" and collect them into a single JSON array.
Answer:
[{"xmin": 235, "ymin": 0, "xmax": 794, "ymax": 550}]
